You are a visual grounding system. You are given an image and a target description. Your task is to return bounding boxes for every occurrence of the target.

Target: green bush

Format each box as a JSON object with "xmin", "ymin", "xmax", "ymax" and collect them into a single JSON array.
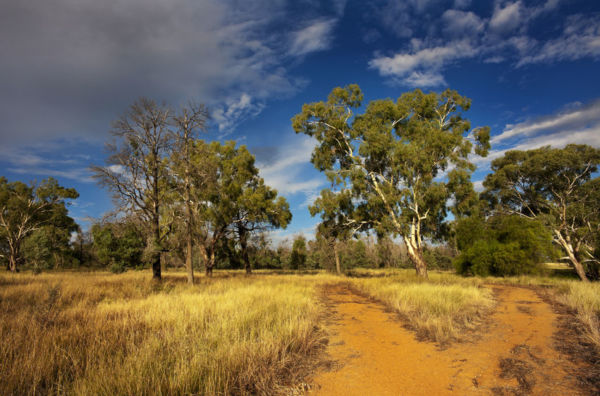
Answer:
[{"xmin": 454, "ymin": 215, "xmax": 554, "ymax": 277}]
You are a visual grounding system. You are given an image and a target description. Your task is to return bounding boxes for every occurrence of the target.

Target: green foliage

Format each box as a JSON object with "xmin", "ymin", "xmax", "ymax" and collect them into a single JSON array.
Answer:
[
  {"xmin": 482, "ymin": 144, "xmax": 600, "ymax": 281},
  {"xmin": 293, "ymin": 84, "xmax": 490, "ymax": 276},
  {"xmin": 454, "ymin": 215, "xmax": 555, "ymax": 276},
  {"xmin": 290, "ymin": 235, "xmax": 307, "ymax": 270},
  {"xmin": 91, "ymin": 222, "xmax": 145, "ymax": 271},
  {"xmin": 422, "ymin": 245, "xmax": 455, "ymax": 271},
  {"xmin": 183, "ymin": 140, "xmax": 292, "ymax": 273},
  {"xmin": 340, "ymin": 239, "xmax": 368, "ymax": 269},
  {"xmin": 0, "ymin": 177, "xmax": 79, "ymax": 271}
]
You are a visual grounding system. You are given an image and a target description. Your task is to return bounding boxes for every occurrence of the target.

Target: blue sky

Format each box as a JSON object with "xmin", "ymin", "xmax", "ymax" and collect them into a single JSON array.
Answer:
[{"xmin": 1, "ymin": 0, "xmax": 599, "ymax": 243}]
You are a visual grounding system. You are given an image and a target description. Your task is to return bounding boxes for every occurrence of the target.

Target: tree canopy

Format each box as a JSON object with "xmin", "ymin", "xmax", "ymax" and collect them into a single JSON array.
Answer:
[
  {"xmin": 0, "ymin": 177, "xmax": 78, "ymax": 272},
  {"xmin": 293, "ymin": 84, "xmax": 490, "ymax": 277},
  {"xmin": 482, "ymin": 144, "xmax": 600, "ymax": 281}
]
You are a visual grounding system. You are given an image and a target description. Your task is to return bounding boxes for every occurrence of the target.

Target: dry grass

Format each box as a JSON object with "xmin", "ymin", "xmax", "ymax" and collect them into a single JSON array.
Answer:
[
  {"xmin": 553, "ymin": 281, "xmax": 600, "ymax": 351},
  {"xmin": 348, "ymin": 273, "xmax": 494, "ymax": 344},
  {"xmin": 2, "ymin": 267, "xmax": 596, "ymax": 395},
  {"xmin": 0, "ymin": 271, "xmax": 328, "ymax": 395}
]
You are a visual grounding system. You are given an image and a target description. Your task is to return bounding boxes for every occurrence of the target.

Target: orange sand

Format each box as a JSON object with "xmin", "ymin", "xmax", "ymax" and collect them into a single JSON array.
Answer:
[{"xmin": 311, "ymin": 284, "xmax": 581, "ymax": 395}]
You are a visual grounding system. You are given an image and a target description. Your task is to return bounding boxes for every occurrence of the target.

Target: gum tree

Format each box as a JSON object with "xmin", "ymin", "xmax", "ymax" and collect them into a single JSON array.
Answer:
[
  {"xmin": 482, "ymin": 145, "xmax": 600, "ymax": 281},
  {"xmin": 170, "ymin": 101, "xmax": 209, "ymax": 284},
  {"xmin": 92, "ymin": 98, "xmax": 172, "ymax": 280},
  {"xmin": 293, "ymin": 85, "xmax": 490, "ymax": 278},
  {"xmin": 0, "ymin": 177, "xmax": 78, "ymax": 272}
]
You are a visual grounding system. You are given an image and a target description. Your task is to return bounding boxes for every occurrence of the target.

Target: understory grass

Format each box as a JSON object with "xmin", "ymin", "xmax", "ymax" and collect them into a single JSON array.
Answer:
[
  {"xmin": 0, "ymin": 272, "xmax": 328, "ymax": 395},
  {"xmin": 348, "ymin": 271, "xmax": 494, "ymax": 345}
]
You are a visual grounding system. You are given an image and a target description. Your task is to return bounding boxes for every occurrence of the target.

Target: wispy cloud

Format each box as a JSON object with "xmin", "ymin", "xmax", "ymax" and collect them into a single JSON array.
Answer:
[
  {"xmin": 289, "ymin": 19, "xmax": 337, "ymax": 57},
  {"xmin": 368, "ymin": 0, "xmax": 596, "ymax": 88},
  {"xmin": 257, "ymin": 135, "xmax": 324, "ymax": 196},
  {"xmin": 211, "ymin": 93, "xmax": 265, "ymax": 135},
  {"xmin": 475, "ymin": 99, "xmax": 600, "ymax": 170},
  {"xmin": 369, "ymin": 40, "xmax": 476, "ymax": 87},
  {"xmin": 0, "ymin": 145, "xmax": 94, "ymax": 183},
  {"xmin": 491, "ymin": 99, "xmax": 600, "ymax": 145}
]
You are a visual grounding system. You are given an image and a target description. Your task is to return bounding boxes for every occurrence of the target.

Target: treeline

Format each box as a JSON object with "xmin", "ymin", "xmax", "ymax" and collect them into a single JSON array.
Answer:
[{"xmin": 2, "ymin": 87, "xmax": 600, "ymax": 281}]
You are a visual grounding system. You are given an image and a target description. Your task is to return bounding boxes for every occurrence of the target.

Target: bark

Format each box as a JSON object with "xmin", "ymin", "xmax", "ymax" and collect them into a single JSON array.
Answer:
[
  {"xmin": 554, "ymin": 230, "xmax": 589, "ymax": 282},
  {"xmin": 151, "ymin": 217, "xmax": 162, "ymax": 280},
  {"xmin": 185, "ymin": 234, "xmax": 194, "ymax": 284},
  {"xmin": 239, "ymin": 228, "xmax": 251, "ymax": 274},
  {"xmin": 404, "ymin": 236, "xmax": 428, "ymax": 279},
  {"xmin": 184, "ymin": 133, "xmax": 194, "ymax": 285},
  {"xmin": 333, "ymin": 241, "xmax": 341, "ymax": 274},
  {"xmin": 8, "ymin": 241, "xmax": 20, "ymax": 272}
]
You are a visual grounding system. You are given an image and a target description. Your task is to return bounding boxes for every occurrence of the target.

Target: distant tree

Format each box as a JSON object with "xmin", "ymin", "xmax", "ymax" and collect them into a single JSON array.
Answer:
[
  {"xmin": 170, "ymin": 101, "xmax": 209, "ymax": 284},
  {"xmin": 482, "ymin": 145, "xmax": 600, "ymax": 281},
  {"xmin": 91, "ymin": 221, "xmax": 145, "ymax": 273},
  {"xmin": 0, "ymin": 177, "xmax": 78, "ymax": 272},
  {"xmin": 290, "ymin": 235, "xmax": 307, "ymax": 270},
  {"xmin": 293, "ymin": 85, "xmax": 490, "ymax": 278},
  {"xmin": 309, "ymin": 188, "xmax": 362, "ymax": 274},
  {"xmin": 232, "ymin": 174, "xmax": 291, "ymax": 274},
  {"xmin": 92, "ymin": 98, "xmax": 173, "ymax": 280}
]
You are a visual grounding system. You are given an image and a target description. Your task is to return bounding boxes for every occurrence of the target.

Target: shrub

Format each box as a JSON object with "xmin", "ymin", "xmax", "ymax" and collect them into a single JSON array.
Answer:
[{"xmin": 454, "ymin": 215, "xmax": 554, "ymax": 276}]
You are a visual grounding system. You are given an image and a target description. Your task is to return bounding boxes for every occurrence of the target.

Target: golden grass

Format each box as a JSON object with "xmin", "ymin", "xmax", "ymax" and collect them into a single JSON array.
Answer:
[
  {"xmin": 0, "ymin": 271, "xmax": 328, "ymax": 395},
  {"xmin": 554, "ymin": 281, "xmax": 600, "ymax": 350},
  {"xmin": 2, "ymin": 268, "xmax": 596, "ymax": 395},
  {"xmin": 347, "ymin": 272, "xmax": 494, "ymax": 344}
]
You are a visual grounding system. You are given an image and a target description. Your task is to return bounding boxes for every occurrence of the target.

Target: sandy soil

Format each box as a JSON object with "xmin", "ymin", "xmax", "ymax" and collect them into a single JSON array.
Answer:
[{"xmin": 310, "ymin": 284, "xmax": 583, "ymax": 395}]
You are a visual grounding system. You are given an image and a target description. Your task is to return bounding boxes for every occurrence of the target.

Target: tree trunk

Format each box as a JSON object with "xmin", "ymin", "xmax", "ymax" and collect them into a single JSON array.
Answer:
[
  {"xmin": 185, "ymin": 233, "xmax": 194, "ymax": 284},
  {"xmin": 8, "ymin": 241, "xmax": 19, "ymax": 272},
  {"xmin": 333, "ymin": 241, "xmax": 341, "ymax": 275},
  {"xmin": 205, "ymin": 249, "xmax": 215, "ymax": 277},
  {"xmin": 404, "ymin": 236, "xmax": 428, "ymax": 279},
  {"xmin": 239, "ymin": 228, "xmax": 251, "ymax": 274},
  {"xmin": 184, "ymin": 142, "xmax": 194, "ymax": 285},
  {"xmin": 554, "ymin": 230, "xmax": 589, "ymax": 282},
  {"xmin": 151, "ymin": 217, "xmax": 161, "ymax": 280}
]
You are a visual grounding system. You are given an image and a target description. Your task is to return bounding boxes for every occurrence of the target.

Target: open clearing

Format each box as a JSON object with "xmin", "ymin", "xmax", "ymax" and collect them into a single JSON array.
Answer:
[{"xmin": 312, "ymin": 283, "xmax": 583, "ymax": 395}]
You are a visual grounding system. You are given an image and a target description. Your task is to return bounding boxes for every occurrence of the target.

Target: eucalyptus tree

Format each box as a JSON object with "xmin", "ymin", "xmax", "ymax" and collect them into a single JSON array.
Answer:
[
  {"xmin": 170, "ymin": 101, "xmax": 209, "ymax": 283},
  {"xmin": 188, "ymin": 141, "xmax": 291, "ymax": 275},
  {"xmin": 309, "ymin": 188, "xmax": 365, "ymax": 274},
  {"xmin": 0, "ymin": 177, "xmax": 78, "ymax": 272},
  {"xmin": 233, "ymin": 179, "xmax": 291, "ymax": 274},
  {"xmin": 92, "ymin": 98, "xmax": 173, "ymax": 280},
  {"xmin": 293, "ymin": 85, "xmax": 490, "ymax": 278},
  {"xmin": 482, "ymin": 144, "xmax": 600, "ymax": 281}
]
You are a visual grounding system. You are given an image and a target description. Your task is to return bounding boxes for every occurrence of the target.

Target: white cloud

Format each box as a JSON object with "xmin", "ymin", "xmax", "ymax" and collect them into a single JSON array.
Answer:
[
  {"xmin": 489, "ymin": 1, "xmax": 523, "ymax": 35},
  {"xmin": 516, "ymin": 15, "xmax": 600, "ymax": 66},
  {"xmin": 491, "ymin": 100, "xmax": 600, "ymax": 145},
  {"xmin": 370, "ymin": 1, "xmax": 596, "ymax": 87},
  {"xmin": 289, "ymin": 19, "xmax": 337, "ymax": 56},
  {"xmin": 368, "ymin": 40, "xmax": 476, "ymax": 87},
  {"xmin": 257, "ymin": 135, "xmax": 324, "ymax": 196},
  {"xmin": 211, "ymin": 93, "xmax": 265, "ymax": 135},
  {"xmin": 442, "ymin": 9, "xmax": 484, "ymax": 37},
  {"xmin": 475, "ymin": 99, "xmax": 600, "ymax": 170}
]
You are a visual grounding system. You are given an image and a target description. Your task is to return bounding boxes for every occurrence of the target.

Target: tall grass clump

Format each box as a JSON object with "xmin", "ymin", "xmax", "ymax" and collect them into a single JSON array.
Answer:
[
  {"xmin": 554, "ymin": 281, "xmax": 600, "ymax": 350},
  {"xmin": 0, "ymin": 272, "xmax": 326, "ymax": 395},
  {"xmin": 350, "ymin": 275, "xmax": 494, "ymax": 344}
]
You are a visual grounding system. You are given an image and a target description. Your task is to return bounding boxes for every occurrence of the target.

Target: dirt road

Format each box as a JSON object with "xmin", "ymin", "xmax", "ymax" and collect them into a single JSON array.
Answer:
[{"xmin": 310, "ymin": 284, "xmax": 582, "ymax": 395}]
